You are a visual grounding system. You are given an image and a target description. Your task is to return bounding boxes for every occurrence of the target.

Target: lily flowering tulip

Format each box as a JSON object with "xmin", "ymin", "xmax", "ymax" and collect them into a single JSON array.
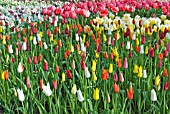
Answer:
[
  {"xmin": 93, "ymin": 88, "xmax": 99, "ymax": 100},
  {"xmin": 42, "ymin": 82, "xmax": 52, "ymax": 96},
  {"xmin": 127, "ymin": 82, "xmax": 134, "ymax": 100},
  {"xmin": 17, "ymin": 88, "xmax": 25, "ymax": 102},
  {"xmin": 102, "ymin": 69, "xmax": 109, "ymax": 80}
]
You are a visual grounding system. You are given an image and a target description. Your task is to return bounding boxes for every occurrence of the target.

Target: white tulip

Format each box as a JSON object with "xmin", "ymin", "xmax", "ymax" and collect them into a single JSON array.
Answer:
[
  {"xmin": 42, "ymin": 82, "xmax": 52, "ymax": 97},
  {"xmin": 33, "ymin": 37, "xmax": 37, "ymax": 45},
  {"xmin": 76, "ymin": 34, "xmax": 79, "ymax": 41},
  {"xmin": 22, "ymin": 42, "xmax": 27, "ymax": 51},
  {"xmin": 126, "ymin": 41, "xmax": 130, "ymax": 50},
  {"xmin": 85, "ymin": 67, "xmax": 90, "ymax": 78},
  {"xmin": 151, "ymin": 89, "xmax": 157, "ymax": 101},
  {"xmin": 8, "ymin": 45, "xmax": 13, "ymax": 53},
  {"xmin": 18, "ymin": 62, "xmax": 24, "ymax": 73},
  {"xmin": 77, "ymin": 89, "xmax": 84, "ymax": 102},
  {"xmin": 17, "ymin": 88, "xmax": 25, "ymax": 102},
  {"xmin": 54, "ymin": 20, "xmax": 57, "ymax": 27},
  {"xmin": 140, "ymin": 45, "xmax": 144, "ymax": 54},
  {"xmin": 81, "ymin": 43, "xmax": 86, "ymax": 52},
  {"xmin": 43, "ymin": 42, "xmax": 48, "ymax": 49},
  {"xmin": 143, "ymin": 70, "xmax": 147, "ymax": 78},
  {"xmin": 71, "ymin": 84, "xmax": 77, "ymax": 95}
]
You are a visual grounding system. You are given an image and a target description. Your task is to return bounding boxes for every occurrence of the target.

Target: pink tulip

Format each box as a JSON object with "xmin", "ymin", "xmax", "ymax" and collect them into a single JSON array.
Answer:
[{"xmin": 124, "ymin": 57, "xmax": 128, "ymax": 68}]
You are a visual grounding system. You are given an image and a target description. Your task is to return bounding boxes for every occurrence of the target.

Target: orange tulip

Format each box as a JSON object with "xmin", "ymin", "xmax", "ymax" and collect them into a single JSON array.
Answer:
[
  {"xmin": 16, "ymin": 27, "xmax": 20, "ymax": 32},
  {"xmin": 58, "ymin": 40, "xmax": 62, "ymax": 48},
  {"xmin": 97, "ymin": 31, "xmax": 101, "ymax": 38},
  {"xmin": 4, "ymin": 70, "xmax": 9, "ymax": 80},
  {"xmin": 92, "ymin": 34, "xmax": 95, "ymax": 40},
  {"xmin": 76, "ymin": 44, "xmax": 80, "ymax": 51},
  {"xmin": 6, "ymin": 35, "xmax": 10, "ymax": 41},
  {"xmin": 38, "ymin": 54, "xmax": 43, "ymax": 62},
  {"xmin": 117, "ymin": 59, "xmax": 122, "ymax": 68},
  {"xmin": 103, "ymin": 52, "xmax": 108, "ymax": 59},
  {"xmin": 129, "ymin": 32, "xmax": 132, "ymax": 40},
  {"xmin": 127, "ymin": 83, "xmax": 134, "ymax": 100},
  {"xmin": 135, "ymin": 46, "xmax": 140, "ymax": 52},
  {"xmin": 86, "ymin": 41, "xmax": 89, "ymax": 48},
  {"xmin": 64, "ymin": 52, "xmax": 68, "ymax": 59},
  {"xmin": 39, "ymin": 41, "xmax": 43, "ymax": 47},
  {"xmin": 110, "ymin": 52, "xmax": 114, "ymax": 60},
  {"xmin": 163, "ymin": 68, "xmax": 168, "ymax": 77},
  {"xmin": 55, "ymin": 65, "xmax": 60, "ymax": 73},
  {"xmin": 158, "ymin": 53, "xmax": 163, "ymax": 60},
  {"xmin": 113, "ymin": 83, "xmax": 119, "ymax": 93},
  {"xmin": 40, "ymin": 80, "xmax": 43, "ymax": 90},
  {"xmin": 102, "ymin": 69, "xmax": 109, "ymax": 80},
  {"xmin": 95, "ymin": 38, "xmax": 100, "ymax": 46}
]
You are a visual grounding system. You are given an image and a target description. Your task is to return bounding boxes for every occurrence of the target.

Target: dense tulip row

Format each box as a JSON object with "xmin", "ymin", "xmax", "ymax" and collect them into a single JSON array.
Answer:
[{"xmin": 0, "ymin": 0, "xmax": 170, "ymax": 113}]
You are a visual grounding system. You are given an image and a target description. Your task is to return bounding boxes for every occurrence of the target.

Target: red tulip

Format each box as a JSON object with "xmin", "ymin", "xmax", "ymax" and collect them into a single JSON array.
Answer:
[
  {"xmin": 4, "ymin": 70, "xmax": 9, "ymax": 80},
  {"xmin": 44, "ymin": 60, "xmax": 48, "ymax": 71},
  {"xmin": 163, "ymin": 50, "xmax": 168, "ymax": 58},
  {"xmin": 100, "ymin": 9, "xmax": 108, "ymax": 17},
  {"xmin": 11, "ymin": 57, "xmax": 15, "ymax": 63},
  {"xmin": 142, "ymin": 35, "xmax": 145, "ymax": 44},
  {"xmin": 40, "ymin": 80, "xmax": 43, "ymax": 90},
  {"xmin": 66, "ymin": 70, "xmax": 72, "ymax": 79},
  {"xmin": 34, "ymin": 56, "xmax": 38, "ymax": 64},
  {"xmin": 164, "ymin": 82, "xmax": 169, "ymax": 91},
  {"xmin": 80, "ymin": 60, "xmax": 86, "ymax": 70},
  {"xmin": 54, "ymin": 46, "xmax": 58, "ymax": 53},
  {"xmin": 110, "ymin": 52, "xmax": 114, "ymax": 60},
  {"xmin": 158, "ymin": 60, "xmax": 162, "ymax": 69},
  {"xmin": 129, "ymin": 52, "xmax": 132, "ymax": 58},
  {"xmin": 149, "ymin": 47, "xmax": 154, "ymax": 58}
]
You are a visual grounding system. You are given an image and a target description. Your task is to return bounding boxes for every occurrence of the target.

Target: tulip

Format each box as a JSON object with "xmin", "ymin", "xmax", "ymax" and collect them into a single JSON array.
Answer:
[
  {"xmin": 140, "ymin": 45, "xmax": 144, "ymax": 54},
  {"xmin": 158, "ymin": 53, "xmax": 163, "ymax": 60},
  {"xmin": 25, "ymin": 77, "xmax": 31, "ymax": 89},
  {"xmin": 141, "ymin": 35, "xmax": 145, "ymax": 44},
  {"xmin": 109, "ymin": 63, "xmax": 113, "ymax": 73},
  {"xmin": 40, "ymin": 80, "xmax": 43, "ymax": 90},
  {"xmin": 43, "ymin": 42, "xmax": 48, "ymax": 49},
  {"xmin": 11, "ymin": 57, "xmax": 15, "ymax": 63},
  {"xmin": 151, "ymin": 89, "xmax": 157, "ymax": 101},
  {"xmin": 92, "ymin": 72, "xmax": 97, "ymax": 81},
  {"xmin": 92, "ymin": 60, "xmax": 97, "ymax": 72},
  {"xmin": 52, "ymin": 80, "xmax": 57, "ymax": 90},
  {"xmin": 164, "ymin": 82, "xmax": 169, "ymax": 91},
  {"xmin": 33, "ymin": 37, "xmax": 37, "ymax": 45},
  {"xmin": 1, "ymin": 71, "xmax": 5, "ymax": 80},
  {"xmin": 127, "ymin": 82, "xmax": 134, "ymax": 100},
  {"xmin": 54, "ymin": 46, "xmax": 58, "ymax": 53},
  {"xmin": 163, "ymin": 68, "xmax": 168, "ymax": 77},
  {"xmin": 72, "ymin": 60, "xmax": 75, "ymax": 70},
  {"xmin": 80, "ymin": 60, "xmax": 86, "ymax": 70},
  {"xmin": 106, "ymin": 91, "xmax": 110, "ymax": 103},
  {"xmin": 58, "ymin": 40, "xmax": 62, "ymax": 48},
  {"xmin": 14, "ymin": 88, "xmax": 17, "ymax": 97},
  {"xmin": 28, "ymin": 56, "xmax": 32, "ymax": 64},
  {"xmin": 22, "ymin": 42, "xmax": 27, "ymax": 51},
  {"xmin": 149, "ymin": 47, "xmax": 154, "ymax": 58},
  {"xmin": 77, "ymin": 89, "xmax": 84, "ymax": 102},
  {"xmin": 155, "ymin": 75, "xmax": 160, "ymax": 86},
  {"xmin": 158, "ymin": 60, "xmax": 162, "ymax": 68},
  {"xmin": 137, "ymin": 66, "xmax": 142, "ymax": 78},
  {"xmin": 145, "ymin": 46, "xmax": 148, "ymax": 55},
  {"xmin": 126, "ymin": 41, "xmax": 130, "ymax": 50},
  {"xmin": 120, "ymin": 72, "xmax": 124, "ymax": 82},
  {"xmin": 66, "ymin": 70, "xmax": 72, "ymax": 79},
  {"xmin": 18, "ymin": 62, "xmax": 24, "ymax": 73},
  {"xmin": 85, "ymin": 67, "xmax": 90, "ymax": 78},
  {"xmin": 70, "ymin": 45, "xmax": 74, "ymax": 52},
  {"xmin": 163, "ymin": 50, "xmax": 168, "ymax": 58},
  {"xmin": 143, "ymin": 70, "xmax": 147, "ymax": 78},
  {"xmin": 81, "ymin": 43, "xmax": 86, "ymax": 52},
  {"xmin": 44, "ymin": 60, "xmax": 48, "ymax": 71},
  {"xmin": 42, "ymin": 82, "xmax": 52, "ymax": 96},
  {"xmin": 8, "ymin": 45, "xmax": 13, "ymax": 54},
  {"xmin": 110, "ymin": 52, "xmax": 114, "ymax": 60},
  {"xmin": 93, "ymin": 88, "xmax": 99, "ymax": 100},
  {"xmin": 113, "ymin": 83, "xmax": 119, "ymax": 93},
  {"xmin": 133, "ymin": 65, "xmax": 139, "ymax": 73},
  {"xmin": 17, "ymin": 88, "xmax": 25, "ymax": 102},
  {"xmin": 124, "ymin": 58, "xmax": 128, "ymax": 68},
  {"xmin": 113, "ymin": 73, "xmax": 118, "ymax": 82},
  {"xmin": 103, "ymin": 52, "xmax": 108, "ymax": 59},
  {"xmin": 117, "ymin": 59, "xmax": 122, "ymax": 68},
  {"xmin": 62, "ymin": 72, "xmax": 65, "ymax": 82},
  {"xmin": 71, "ymin": 84, "xmax": 77, "ymax": 95},
  {"xmin": 102, "ymin": 69, "xmax": 109, "ymax": 80},
  {"xmin": 129, "ymin": 51, "xmax": 133, "ymax": 58},
  {"xmin": 34, "ymin": 56, "xmax": 38, "ymax": 64}
]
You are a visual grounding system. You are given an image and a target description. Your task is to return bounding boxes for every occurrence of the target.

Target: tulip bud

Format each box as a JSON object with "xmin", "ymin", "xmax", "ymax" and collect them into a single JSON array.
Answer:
[
  {"xmin": 163, "ymin": 50, "xmax": 168, "ymax": 58},
  {"xmin": 42, "ymin": 82, "xmax": 52, "ymax": 96},
  {"xmin": 11, "ymin": 57, "xmax": 15, "ymax": 63},
  {"xmin": 15, "ymin": 48, "xmax": 18, "ymax": 55},
  {"xmin": 141, "ymin": 35, "xmax": 145, "ymax": 44},
  {"xmin": 140, "ymin": 45, "xmax": 144, "ymax": 54},
  {"xmin": 164, "ymin": 82, "xmax": 169, "ymax": 91},
  {"xmin": 124, "ymin": 58, "xmax": 128, "ymax": 68},
  {"xmin": 85, "ymin": 67, "xmax": 90, "ymax": 78},
  {"xmin": 151, "ymin": 89, "xmax": 157, "ymax": 101},
  {"xmin": 28, "ymin": 56, "xmax": 32, "ymax": 64},
  {"xmin": 113, "ymin": 83, "xmax": 119, "ymax": 93},
  {"xmin": 80, "ymin": 60, "xmax": 86, "ymax": 70},
  {"xmin": 44, "ymin": 60, "xmax": 48, "ymax": 71},
  {"xmin": 43, "ymin": 42, "xmax": 48, "ymax": 49},
  {"xmin": 93, "ymin": 88, "xmax": 99, "ymax": 100},
  {"xmin": 72, "ymin": 60, "xmax": 75, "ymax": 70},
  {"xmin": 120, "ymin": 72, "xmax": 124, "ymax": 82},
  {"xmin": 66, "ymin": 70, "xmax": 72, "ymax": 79},
  {"xmin": 163, "ymin": 68, "xmax": 168, "ymax": 77},
  {"xmin": 18, "ymin": 62, "xmax": 24, "ymax": 73},
  {"xmin": 109, "ymin": 64, "xmax": 113, "ymax": 73},
  {"xmin": 52, "ymin": 80, "xmax": 57, "ymax": 90},
  {"xmin": 33, "ymin": 37, "xmax": 37, "ymax": 45},
  {"xmin": 143, "ymin": 70, "xmax": 147, "ymax": 78},
  {"xmin": 113, "ymin": 73, "xmax": 118, "ymax": 82},
  {"xmin": 25, "ymin": 77, "xmax": 31, "ymax": 89},
  {"xmin": 62, "ymin": 72, "xmax": 65, "ymax": 82},
  {"xmin": 106, "ymin": 91, "xmax": 110, "ymax": 103},
  {"xmin": 54, "ymin": 46, "xmax": 58, "ymax": 53},
  {"xmin": 126, "ymin": 41, "xmax": 130, "ymax": 50},
  {"xmin": 129, "ymin": 52, "xmax": 133, "ymax": 58},
  {"xmin": 34, "ymin": 56, "xmax": 38, "ymax": 64}
]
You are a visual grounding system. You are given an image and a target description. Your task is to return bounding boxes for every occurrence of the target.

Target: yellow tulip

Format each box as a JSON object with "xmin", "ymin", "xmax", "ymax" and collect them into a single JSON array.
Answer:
[
  {"xmin": 109, "ymin": 64, "xmax": 113, "ymax": 73},
  {"xmin": 62, "ymin": 72, "xmax": 65, "ymax": 82},
  {"xmin": 93, "ymin": 88, "xmax": 99, "ymax": 100},
  {"xmin": 148, "ymin": 29, "xmax": 152, "ymax": 36},
  {"xmin": 30, "ymin": 36, "xmax": 33, "ymax": 41},
  {"xmin": 82, "ymin": 34, "xmax": 86, "ymax": 43},
  {"xmin": 137, "ymin": 66, "xmax": 142, "ymax": 78},
  {"xmin": 0, "ymin": 26, "xmax": 2, "ymax": 33},
  {"xmin": 53, "ymin": 40, "xmax": 57, "ymax": 45},
  {"xmin": 113, "ymin": 47, "xmax": 119, "ymax": 56},
  {"xmin": 67, "ymin": 24, "xmax": 69, "ymax": 30},
  {"xmin": 136, "ymin": 38, "xmax": 139, "ymax": 46},
  {"xmin": 92, "ymin": 60, "xmax": 97, "ymax": 72},
  {"xmin": 1, "ymin": 71, "xmax": 5, "ymax": 80},
  {"xmin": 70, "ymin": 45, "xmax": 74, "ymax": 52},
  {"xmin": 133, "ymin": 65, "xmax": 139, "ymax": 73},
  {"xmin": 95, "ymin": 51, "xmax": 99, "ymax": 58},
  {"xmin": 50, "ymin": 34, "xmax": 53, "ymax": 41},
  {"xmin": 155, "ymin": 75, "xmax": 160, "ymax": 86},
  {"xmin": 92, "ymin": 72, "xmax": 97, "ymax": 81},
  {"xmin": 39, "ymin": 32, "xmax": 43, "ymax": 38},
  {"xmin": 103, "ymin": 34, "xmax": 107, "ymax": 42},
  {"xmin": 145, "ymin": 46, "xmax": 148, "ymax": 54},
  {"xmin": 2, "ymin": 36, "xmax": 6, "ymax": 44}
]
